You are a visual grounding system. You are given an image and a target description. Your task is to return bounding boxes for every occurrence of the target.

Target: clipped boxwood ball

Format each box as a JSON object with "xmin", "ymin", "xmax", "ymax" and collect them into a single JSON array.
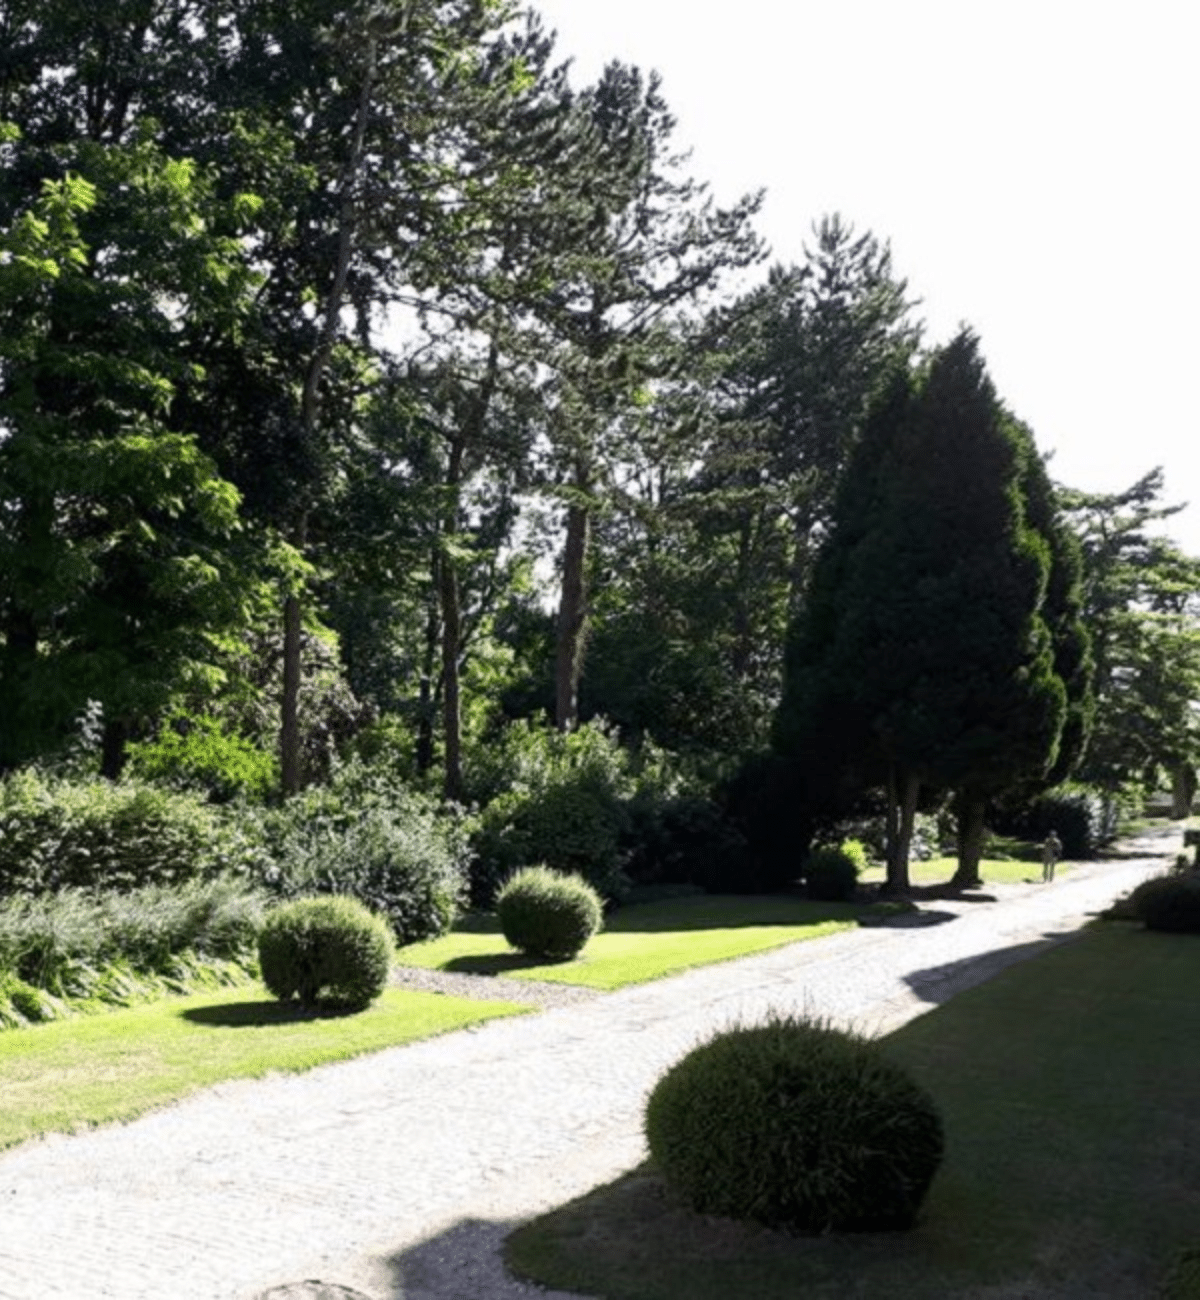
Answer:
[
  {"xmin": 645, "ymin": 1016, "xmax": 944, "ymax": 1233},
  {"xmin": 496, "ymin": 865, "xmax": 603, "ymax": 960},
  {"xmin": 1132, "ymin": 872, "xmax": 1200, "ymax": 933},
  {"xmin": 258, "ymin": 895, "xmax": 394, "ymax": 1011}
]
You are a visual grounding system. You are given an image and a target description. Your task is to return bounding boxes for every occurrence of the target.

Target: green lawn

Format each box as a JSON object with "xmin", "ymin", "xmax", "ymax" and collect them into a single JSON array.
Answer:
[
  {"xmin": 0, "ymin": 984, "xmax": 526, "ymax": 1151},
  {"xmin": 506, "ymin": 922, "xmax": 1200, "ymax": 1299},
  {"xmin": 398, "ymin": 895, "xmax": 870, "ymax": 990},
  {"xmin": 860, "ymin": 855, "xmax": 1066, "ymax": 886}
]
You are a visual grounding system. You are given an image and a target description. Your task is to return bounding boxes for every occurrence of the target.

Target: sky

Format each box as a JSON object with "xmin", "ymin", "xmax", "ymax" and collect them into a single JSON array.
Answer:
[{"xmin": 528, "ymin": 0, "xmax": 1200, "ymax": 553}]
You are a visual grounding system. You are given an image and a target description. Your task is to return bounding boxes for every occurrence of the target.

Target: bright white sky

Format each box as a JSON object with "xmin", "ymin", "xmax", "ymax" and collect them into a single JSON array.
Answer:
[{"xmin": 529, "ymin": 0, "xmax": 1200, "ymax": 553}]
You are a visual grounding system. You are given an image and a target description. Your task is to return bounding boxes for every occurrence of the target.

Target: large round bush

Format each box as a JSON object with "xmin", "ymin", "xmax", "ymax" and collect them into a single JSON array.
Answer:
[
  {"xmin": 1131, "ymin": 872, "xmax": 1200, "ymax": 933},
  {"xmin": 496, "ymin": 866, "xmax": 603, "ymax": 960},
  {"xmin": 803, "ymin": 841, "xmax": 865, "ymax": 902},
  {"xmin": 645, "ymin": 1016, "xmax": 944, "ymax": 1233},
  {"xmin": 258, "ymin": 896, "xmax": 393, "ymax": 1010}
]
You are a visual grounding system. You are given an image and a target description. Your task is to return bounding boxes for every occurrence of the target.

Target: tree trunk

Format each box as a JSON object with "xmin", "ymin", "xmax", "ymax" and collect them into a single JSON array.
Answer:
[
  {"xmin": 884, "ymin": 766, "xmax": 919, "ymax": 895},
  {"xmin": 280, "ymin": 589, "xmax": 303, "ymax": 795},
  {"xmin": 100, "ymin": 718, "xmax": 128, "ymax": 781},
  {"xmin": 730, "ymin": 514, "xmax": 755, "ymax": 681},
  {"xmin": 439, "ymin": 534, "xmax": 464, "ymax": 802},
  {"xmin": 415, "ymin": 571, "xmax": 440, "ymax": 777},
  {"xmin": 951, "ymin": 792, "xmax": 987, "ymax": 888},
  {"xmin": 555, "ymin": 497, "xmax": 591, "ymax": 731},
  {"xmin": 1171, "ymin": 765, "xmax": 1196, "ymax": 819},
  {"xmin": 281, "ymin": 33, "xmax": 381, "ymax": 797}
]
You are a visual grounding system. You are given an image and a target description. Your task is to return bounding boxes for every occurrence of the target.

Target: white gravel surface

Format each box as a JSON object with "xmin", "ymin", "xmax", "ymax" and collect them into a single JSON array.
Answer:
[{"xmin": 0, "ymin": 831, "xmax": 1180, "ymax": 1300}]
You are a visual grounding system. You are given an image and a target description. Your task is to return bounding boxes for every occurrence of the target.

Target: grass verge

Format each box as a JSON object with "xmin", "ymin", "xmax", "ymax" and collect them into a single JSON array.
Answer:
[
  {"xmin": 398, "ymin": 895, "xmax": 869, "ymax": 989},
  {"xmin": 860, "ymin": 855, "xmax": 1068, "ymax": 886},
  {"xmin": 506, "ymin": 923, "xmax": 1200, "ymax": 1299},
  {"xmin": 0, "ymin": 984, "xmax": 526, "ymax": 1151}
]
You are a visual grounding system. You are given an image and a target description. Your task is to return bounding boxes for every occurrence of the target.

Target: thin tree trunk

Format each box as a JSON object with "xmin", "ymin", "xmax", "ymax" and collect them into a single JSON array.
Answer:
[
  {"xmin": 555, "ymin": 495, "xmax": 591, "ymax": 731},
  {"xmin": 439, "ymin": 520, "xmax": 464, "ymax": 802},
  {"xmin": 884, "ymin": 766, "xmax": 919, "ymax": 895},
  {"xmin": 416, "ymin": 569, "xmax": 440, "ymax": 776},
  {"xmin": 281, "ymin": 586, "xmax": 303, "ymax": 794},
  {"xmin": 951, "ymin": 792, "xmax": 987, "ymax": 888},
  {"xmin": 281, "ymin": 30, "xmax": 382, "ymax": 796},
  {"xmin": 100, "ymin": 718, "xmax": 128, "ymax": 781},
  {"xmin": 731, "ymin": 514, "xmax": 755, "ymax": 680}
]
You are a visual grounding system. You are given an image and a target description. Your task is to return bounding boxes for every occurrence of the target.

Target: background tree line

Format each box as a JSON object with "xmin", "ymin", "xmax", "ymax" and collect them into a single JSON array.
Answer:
[{"xmin": 2, "ymin": 0, "xmax": 1198, "ymax": 897}]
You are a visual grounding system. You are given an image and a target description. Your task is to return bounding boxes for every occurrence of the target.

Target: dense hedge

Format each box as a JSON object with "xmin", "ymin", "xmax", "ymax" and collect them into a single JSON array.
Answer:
[
  {"xmin": 0, "ymin": 770, "xmax": 248, "ymax": 896},
  {"xmin": 247, "ymin": 764, "xmax": 468, "ymax": 946}
]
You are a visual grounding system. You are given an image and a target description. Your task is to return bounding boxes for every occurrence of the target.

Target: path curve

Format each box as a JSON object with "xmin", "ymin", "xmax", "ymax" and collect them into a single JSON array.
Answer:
[{"xmin": 0, "ymin": 830, "xmax": 1179, "ymax": 1300}]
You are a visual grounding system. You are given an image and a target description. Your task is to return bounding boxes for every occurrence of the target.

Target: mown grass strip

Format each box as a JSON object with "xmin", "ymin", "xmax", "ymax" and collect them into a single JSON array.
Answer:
[
  {"xmin": 399, "ymin": 895, "xmax": 865, "ymax": 990},
  {"xmin": 505, "ymin": 923, "xmax": 1200, "ymax": 1299},
  {"xmin": 859, "ymin": 855, "xmax": 1069, "ymax": 886},
  {"xmin": 0, "ymin": 984, "xmax": 526, "ymax": 1151}
]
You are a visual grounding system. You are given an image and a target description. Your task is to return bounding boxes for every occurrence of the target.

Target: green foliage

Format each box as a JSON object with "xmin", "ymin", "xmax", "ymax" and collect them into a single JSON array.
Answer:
[
  {"xmin": 622, "ymin": 791, "xmax": 749, "ymax": 894},
  {"xmin": 495, "ymin": 866, "xmax": 604, "ymax": 960},
  {"xmin": 992, "ymin": 786, "xmax": 1111, "ymax": 860},
  {"xmin": 469, "ymin": 720, "xmax": 640, "ymax": 904},
  {"xmin": 0, "ymin": 769, "xmax": 249, "ymax": 895},
  {"xmin": 258, "ymin": 895, "xmax": 394, "ymax": 1011},
  {"xmin": 1161, "ymin": 1245, "xmax": 1200, "ymax": 1300},
  {"xmin": 803, "ymin": 841, "xmax": 865, "ymax": 901},
  {"xmin": 0, "ymin": 876, "xmax": 265, "ymax": 1003},
  {"xmin": 774, "ymin": 333, "xmax": 1077, "ymax": 889},
  {"xmin": 0, "ymin": 133, "xmax": 260, "ymax": 770},
  {"xmin": 248, "ymin": 763, "xmax": 468, "ymax": 945},
  {"xmin": 126, "ymin": 715, "xmax": 278, "ymax": 803},
  {"xmin": 1130, "ymin": 873, "xmax": 1200, "ymax": 934},
  {"xmin": 644, "ymin": 1016, "xmax": 944, "ymax": 1232}
]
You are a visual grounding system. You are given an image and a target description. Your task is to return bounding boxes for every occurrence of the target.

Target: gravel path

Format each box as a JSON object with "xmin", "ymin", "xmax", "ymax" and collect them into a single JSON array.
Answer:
[{"xmin": 0, "ymin": 830, "xmax": 1180, "ymax": 1300}]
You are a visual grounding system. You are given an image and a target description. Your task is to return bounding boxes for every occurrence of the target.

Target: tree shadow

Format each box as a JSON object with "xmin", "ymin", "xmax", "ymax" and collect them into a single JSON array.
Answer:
[
  {"xmin": 381, "ymin": 1213, "xmax": 582, "ymax": 1300},
  {"xmin": 442, "ymin": 952, "xmax": 569, "ymax": 977},
  {"xmin": 180, "ymin": 999, "xmax": 364, "ymax": 1028},
  {"xmin": 902, "ymin": 934, "xmax": 1066, "ymax": 1006}
]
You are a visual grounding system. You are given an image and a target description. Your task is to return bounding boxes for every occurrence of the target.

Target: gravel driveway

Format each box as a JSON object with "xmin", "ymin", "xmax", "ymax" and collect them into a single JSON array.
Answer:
[{"xmin": 0, "ymin": 831, "xmax": 1179, "ymax": 1300}]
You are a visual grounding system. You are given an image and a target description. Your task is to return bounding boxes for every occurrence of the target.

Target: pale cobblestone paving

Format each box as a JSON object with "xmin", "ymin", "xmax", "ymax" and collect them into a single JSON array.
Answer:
[{"xmin": 0, "ymin": 830, "xmax": 1178, "ymax": 1300}]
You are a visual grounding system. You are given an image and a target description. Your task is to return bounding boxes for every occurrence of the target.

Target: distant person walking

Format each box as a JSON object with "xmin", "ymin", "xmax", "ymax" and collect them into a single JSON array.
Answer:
[{"xmin": 1042, "ymin": 830, "xmax": 1063, "ymax": 883}]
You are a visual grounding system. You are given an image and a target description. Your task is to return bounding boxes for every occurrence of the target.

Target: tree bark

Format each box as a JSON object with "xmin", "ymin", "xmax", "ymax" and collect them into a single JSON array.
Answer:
[
  {"xmin": 951, "ymin": 792, "xmax": 987, "ymax": 888},
  {"xmin": 883, "ymin": 766, "xmax": 919, "ymax": 895},
  {"xmin": 439, "ymin": 523, "xmax": 464, "ymax": 802},
  {"xmin": 415, "ymin": 571, "xmax": 440, "ymax": 777},
  {"xmin": 280, "ymin": 588, "xmax": 303, "ymax": 794},
  {"xmin": 100, "ymin": 718, "xmax": 128, "ymax": 781},
  {"xmin": 1171, "ymin": 765, "xmax": 1196, "ymax": 819},
  {"xmin": 555, "ymin": 494, "xmax": 591, "ymax": 731},
  {"xmin": 281, "ymin": 30, "xmax": 381, "ymax": 797}
]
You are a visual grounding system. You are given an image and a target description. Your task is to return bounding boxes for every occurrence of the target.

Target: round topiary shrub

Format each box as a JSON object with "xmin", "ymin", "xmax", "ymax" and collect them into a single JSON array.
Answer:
[
  {"xmin": 1131, "ymin": 872, "xmax": 1200, "ymax": 933},
  {"xmin": 803, "ymin": 841, "xmax": 865, "ymax": 902},
  {"xmin": 645, "ymin": 1016, "xmax": 944, "ymax": 1233},
  {"xmin": 258, "ymin": 895, "xmax": 394, "ymax": 1011},
  {"xmin": 495, "ymin": 865, "xmax": 603, "ymax": 960}
]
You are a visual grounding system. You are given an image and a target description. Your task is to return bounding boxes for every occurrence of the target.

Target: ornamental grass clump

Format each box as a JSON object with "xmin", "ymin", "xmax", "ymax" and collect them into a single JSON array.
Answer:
[
  {"xmin": 645, "ymin": 1015, "xmax": 944, "ymax": 1233},
  {"xmin": 496, "ymin": 866, "xmax": 603, "ymax": 960},
  {"xmin": 258, "ymin": 895, "xmax": 393, "ymax": 1011}
]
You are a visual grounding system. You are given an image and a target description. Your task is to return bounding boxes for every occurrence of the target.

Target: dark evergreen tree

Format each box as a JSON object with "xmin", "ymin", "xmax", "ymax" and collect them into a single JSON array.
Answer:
[{"xmin": 775, "ymin": 332, "xmax": 1075, "ymax": 891}]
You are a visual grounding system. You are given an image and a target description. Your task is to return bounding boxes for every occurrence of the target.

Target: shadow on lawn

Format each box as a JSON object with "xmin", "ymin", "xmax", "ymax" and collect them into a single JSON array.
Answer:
[
  {"xmin": 443, "ymin": 952, "xmax": 571, "ymax": 977},
  {"xmin": 902, "ymin": 933, "xmax": 1067, "ymax": 1007},
  {"xmin": 180, "ymin": 1000, "xmax": 361, "ymax": 1027}
]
